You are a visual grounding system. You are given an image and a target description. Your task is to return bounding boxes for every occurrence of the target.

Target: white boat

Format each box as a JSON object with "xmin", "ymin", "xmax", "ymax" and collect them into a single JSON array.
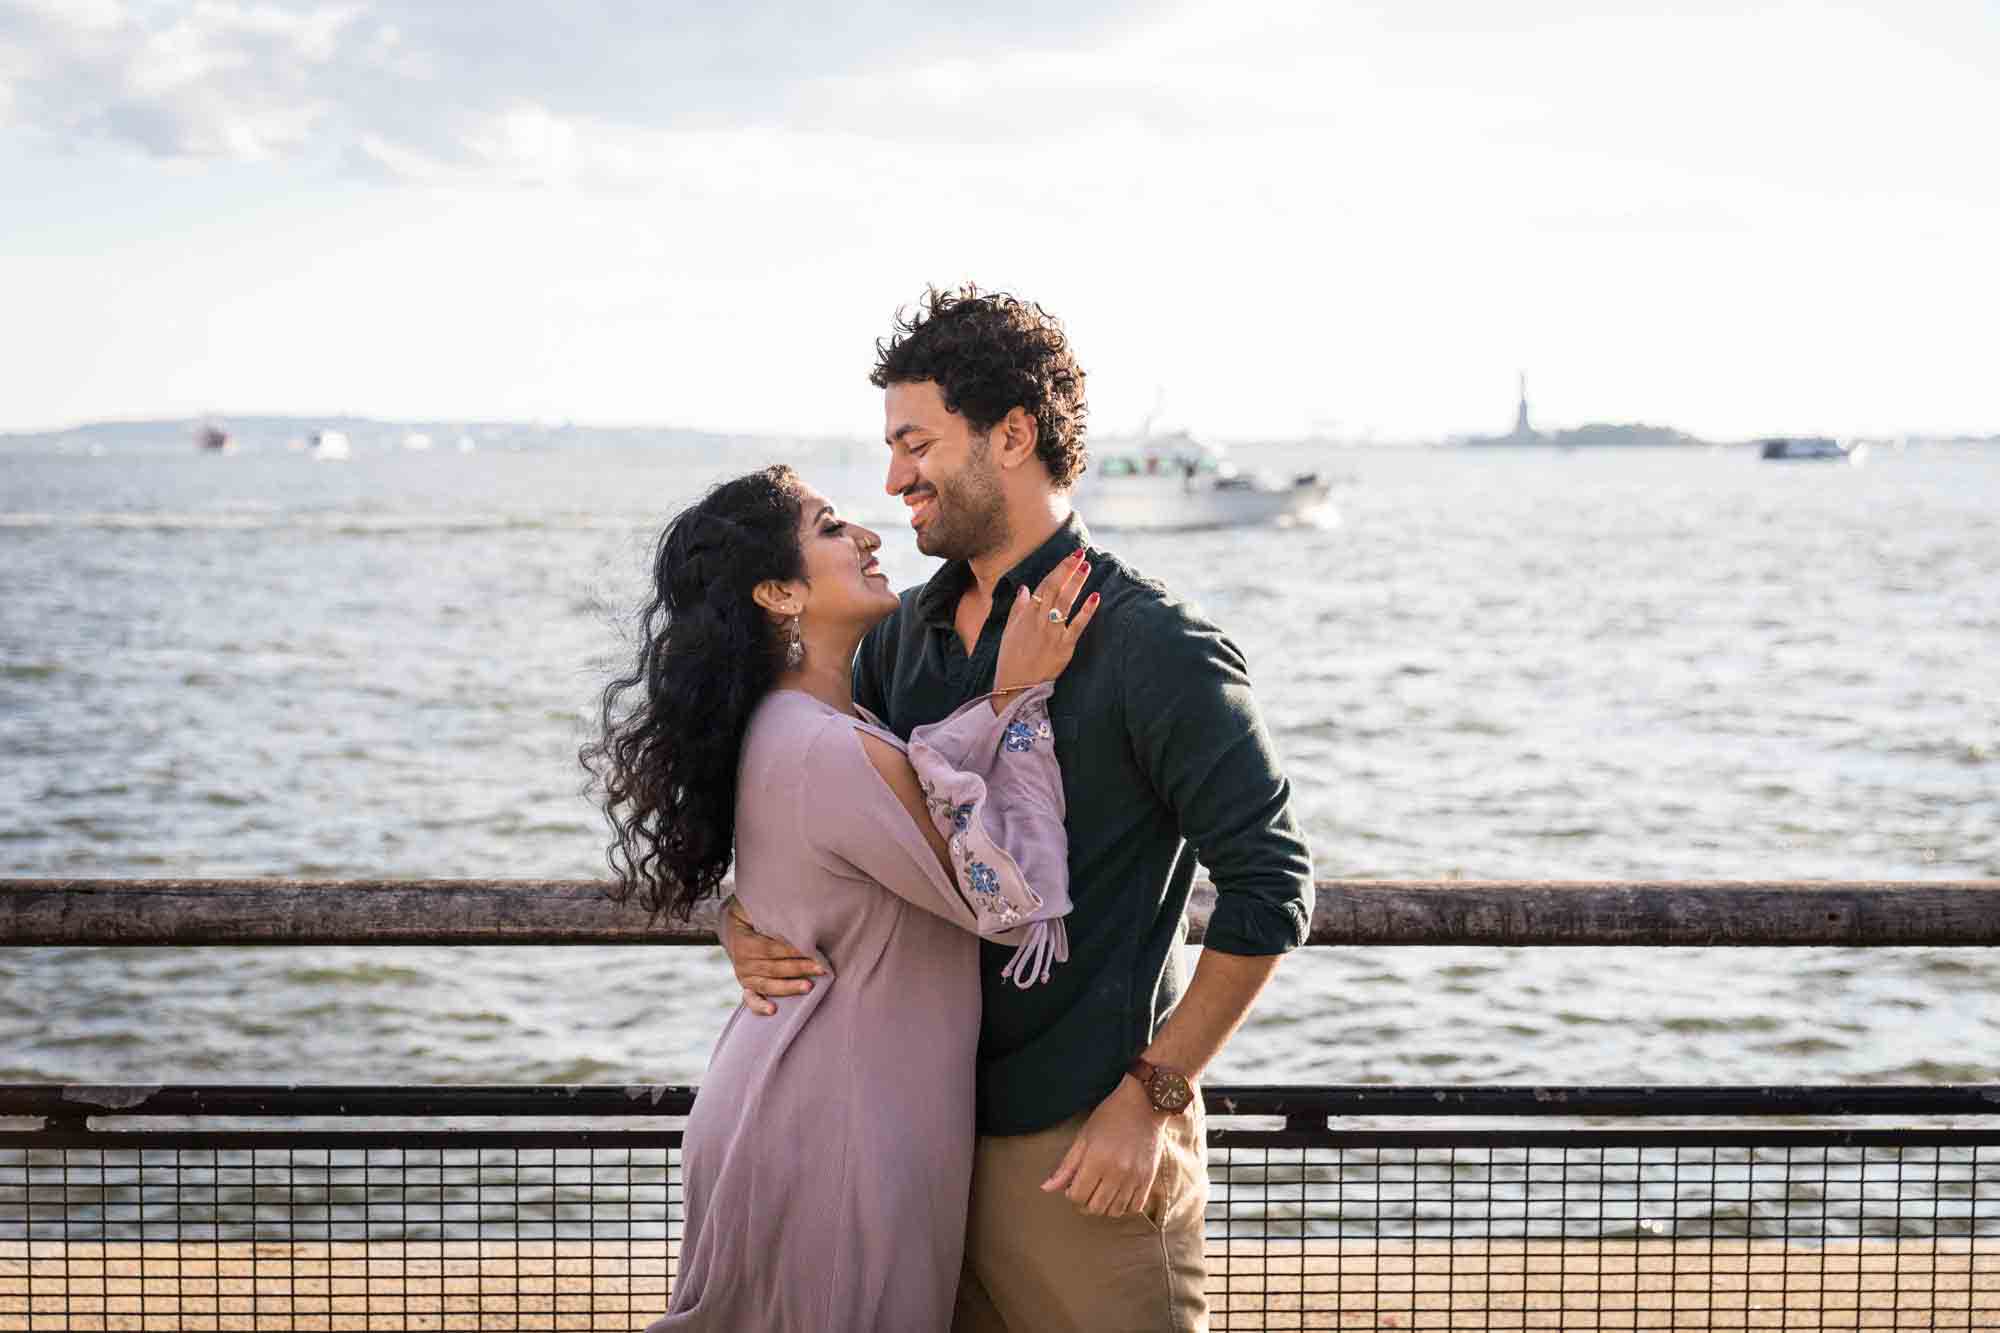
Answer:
[
  {"xmin": 1758, "ymin": 436, "xmax": 1863, "ymax": 463},
  {"xmin": 310, "ymin": 429, "xmax": 351, "ymax": 461},
  {"xmin": 1075, "ymin": 431, "xmax": 1333, "ymax": 531},
  {"xmin": 401, "ymin": 431, "xmax": 433, "ymax": 452}
]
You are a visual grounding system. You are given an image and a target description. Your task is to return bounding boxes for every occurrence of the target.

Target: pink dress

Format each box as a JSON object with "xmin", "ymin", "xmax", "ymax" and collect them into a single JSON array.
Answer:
[{"xmin": 652, "ymin": 684, "xmax": 1068, "ymax": 1332}]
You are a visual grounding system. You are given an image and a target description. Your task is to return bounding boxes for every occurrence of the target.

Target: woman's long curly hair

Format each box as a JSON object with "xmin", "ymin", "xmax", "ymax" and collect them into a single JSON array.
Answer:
[{"xmin": 582, "ymin": 466, "xmax": 805, "ymax": 920}]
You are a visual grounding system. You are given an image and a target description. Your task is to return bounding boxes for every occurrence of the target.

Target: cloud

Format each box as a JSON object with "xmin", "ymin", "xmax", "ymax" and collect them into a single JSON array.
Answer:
[
  {"xmin": 0, "ymin": 0, "xmax": 1175, "ymax": 175},
  {"xmin": 15, "ymin": 0, "xmax": 1990, "ymax": 212},
  {"xmin": 0, "ymin": 0, "xmax": 361, "ymax": 158}
]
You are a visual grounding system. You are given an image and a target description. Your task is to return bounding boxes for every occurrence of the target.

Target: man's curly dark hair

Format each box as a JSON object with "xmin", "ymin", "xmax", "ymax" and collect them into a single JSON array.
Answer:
[{"xmin": 869, "ymin": 284, "xmax": 1089, "ymax": 488}]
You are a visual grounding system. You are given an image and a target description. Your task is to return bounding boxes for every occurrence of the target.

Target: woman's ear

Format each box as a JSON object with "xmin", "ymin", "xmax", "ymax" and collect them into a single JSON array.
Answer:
[{"xmin": 751, "ymin": 579, "xmax": 801, "ymax": 618}]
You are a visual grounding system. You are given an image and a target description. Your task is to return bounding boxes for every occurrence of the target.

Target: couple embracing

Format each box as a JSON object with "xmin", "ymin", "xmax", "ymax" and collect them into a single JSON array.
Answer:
[{"xmin": 586, "ymin": 287, "xmax": 1314, "ymax": 1332}]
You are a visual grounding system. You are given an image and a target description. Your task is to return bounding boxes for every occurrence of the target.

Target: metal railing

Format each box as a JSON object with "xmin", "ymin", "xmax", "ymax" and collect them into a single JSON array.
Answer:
[
  {"xmin": 5, "ymin": 1084, "xmax": 1997, "ymax": 1330},
  {"xmin": 7, "ymin": 877, "xmax": 2000, "ymax": 948},
  {"xmin": 4, "ymin": 878, "xmax": 1998, "ymax": 1330}
]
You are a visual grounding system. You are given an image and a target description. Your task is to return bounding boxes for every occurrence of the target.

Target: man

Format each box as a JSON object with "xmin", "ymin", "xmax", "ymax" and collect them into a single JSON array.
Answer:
[{"xmin": 721, "ymin": 285, "xmax": 1314, "ymax": 1331}]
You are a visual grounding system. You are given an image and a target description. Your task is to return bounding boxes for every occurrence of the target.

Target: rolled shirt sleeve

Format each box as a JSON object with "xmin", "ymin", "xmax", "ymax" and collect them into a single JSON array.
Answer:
[{"xmin": 1121, "ymin": 607, "xmax": 1314, "ymax": 955}]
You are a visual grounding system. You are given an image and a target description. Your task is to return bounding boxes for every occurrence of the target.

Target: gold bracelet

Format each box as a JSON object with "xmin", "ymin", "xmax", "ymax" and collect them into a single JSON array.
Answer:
[{"xmin": 986, "ymin": 683, "xmax": 1034, "ymax": 699}]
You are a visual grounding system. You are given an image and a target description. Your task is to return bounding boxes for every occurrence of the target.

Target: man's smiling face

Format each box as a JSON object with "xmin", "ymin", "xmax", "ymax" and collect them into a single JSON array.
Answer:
[{"xmin": 882, "ymin": 379, "xmax": 1009, "ymax": 562}]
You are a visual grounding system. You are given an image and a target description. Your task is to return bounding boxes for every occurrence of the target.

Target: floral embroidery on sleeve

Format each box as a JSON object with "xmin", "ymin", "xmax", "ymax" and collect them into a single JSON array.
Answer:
[
  {"xmin": 924, "ymin": 784, "xmax": 1048, "ymax": 928},
  {"xmin": 1001, "ymin": 717, "xmax": 1053, "ymax": 753},
  {"xmin": 921, "ymin": 791, "xmax": 1036, "ymax": 929},
  {"xmin": 907, "ymin": 688, "xmax": 1066, "ymax": 953}
]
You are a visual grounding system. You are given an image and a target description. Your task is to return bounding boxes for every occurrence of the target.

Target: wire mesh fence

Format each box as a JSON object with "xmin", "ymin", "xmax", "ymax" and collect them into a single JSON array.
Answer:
[
  {"xmin": 1206, "ymin": 1134, "xmax": 2000, "ymax": 1330},
  {"xmin": 4, "ymin": 1091, "xmax": 1998, "ymax": 1330},
  {"xmin": 8, "ymin": 883, "xmax": 2000, "ymax": 1327},
  {"xmin": 1, "ymin": 1135, "xmax": 676, "ymax": 1332}
]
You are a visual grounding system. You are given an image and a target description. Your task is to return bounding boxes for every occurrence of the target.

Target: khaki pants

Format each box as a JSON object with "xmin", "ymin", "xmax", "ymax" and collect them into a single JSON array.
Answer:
[{"xmin": 952, "ymin": 1092, "xmax": 1208, "ymax": 1333}]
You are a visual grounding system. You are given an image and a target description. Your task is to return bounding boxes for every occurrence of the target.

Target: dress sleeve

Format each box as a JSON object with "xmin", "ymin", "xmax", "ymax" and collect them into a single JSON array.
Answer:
[
  {"xmin": 905, "ymin": 684, "xmax": 1073, "ymax": 987},
  {"xmin": 796, "ymin": 698, "xmax": 1060, "ymax": 948}
]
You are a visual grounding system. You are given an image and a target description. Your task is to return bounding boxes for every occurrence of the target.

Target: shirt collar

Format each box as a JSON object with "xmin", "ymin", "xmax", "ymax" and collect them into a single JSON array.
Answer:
[{"xmin": 915, "ymin": 512, "xmax": 1093, "ymax": 629}]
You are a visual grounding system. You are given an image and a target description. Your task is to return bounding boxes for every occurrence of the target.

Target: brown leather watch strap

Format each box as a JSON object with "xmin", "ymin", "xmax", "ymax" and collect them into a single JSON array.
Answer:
[{"xmin": 1126, "ymin": 1057, "xmax": 1195, "ymax": 1114}]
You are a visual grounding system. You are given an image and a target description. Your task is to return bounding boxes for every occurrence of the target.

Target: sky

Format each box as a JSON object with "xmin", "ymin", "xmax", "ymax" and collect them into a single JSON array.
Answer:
[{"xmin": 2, "ymin": 0, "xmax": 1996, "ymax": 442}]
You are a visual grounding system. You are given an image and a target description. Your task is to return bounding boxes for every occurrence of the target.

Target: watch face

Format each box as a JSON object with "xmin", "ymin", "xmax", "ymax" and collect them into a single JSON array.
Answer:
[{"xmin": 1151, "ymin": 1070, "xmax": 1194, "ymax": 1112}]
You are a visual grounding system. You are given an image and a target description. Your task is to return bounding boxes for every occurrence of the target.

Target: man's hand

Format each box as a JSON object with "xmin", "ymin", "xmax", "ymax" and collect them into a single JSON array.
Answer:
[
  {"xmin": 718, "ymin": 897, "xmax": 824, "ymax": 1017},
  {"xmin": 1039, "ymin": 1075, "xmax": 1169, "ymax": 1218}
]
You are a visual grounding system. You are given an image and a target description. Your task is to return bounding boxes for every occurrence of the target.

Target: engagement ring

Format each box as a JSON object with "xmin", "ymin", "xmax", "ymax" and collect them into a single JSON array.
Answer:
[{"xmin": 1047, "ymin": 608, "xmax": 1064, "ymax": 623}]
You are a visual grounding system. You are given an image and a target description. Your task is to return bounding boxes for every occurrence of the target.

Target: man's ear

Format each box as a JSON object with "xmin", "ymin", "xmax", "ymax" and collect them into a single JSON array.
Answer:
[
  {"xmin": 995, "ymin": 406, "xmax": 1039, "ymax": 471},
  {"xmin": 751, "ymin": 579, "xmax": 801, "ymax": 618}
]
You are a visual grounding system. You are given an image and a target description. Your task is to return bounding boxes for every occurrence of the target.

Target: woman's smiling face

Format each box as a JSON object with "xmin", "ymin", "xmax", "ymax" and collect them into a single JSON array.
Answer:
[{"xmin": 790, "ymin": 481, "xmax": 898, "ymax": 630}]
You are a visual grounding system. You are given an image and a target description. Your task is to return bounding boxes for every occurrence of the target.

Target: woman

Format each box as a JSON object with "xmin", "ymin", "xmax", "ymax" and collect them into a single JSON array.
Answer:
[{"xmin": 584, "ymin": 465, "xmax": 1098, "ymax": 1330}]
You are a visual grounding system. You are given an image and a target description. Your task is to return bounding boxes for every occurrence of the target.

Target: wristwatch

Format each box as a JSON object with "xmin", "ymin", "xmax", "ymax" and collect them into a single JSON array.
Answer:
[{"xmin": 1126, "ymin": 1057, "xmax": 1195, "ymax": 1114}]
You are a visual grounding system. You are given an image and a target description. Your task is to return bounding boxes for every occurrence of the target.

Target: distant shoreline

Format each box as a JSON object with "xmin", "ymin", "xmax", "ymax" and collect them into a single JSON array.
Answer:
[{"xmin": 4, "ymin": 414, "xmax": 1995, "ymax": 455}]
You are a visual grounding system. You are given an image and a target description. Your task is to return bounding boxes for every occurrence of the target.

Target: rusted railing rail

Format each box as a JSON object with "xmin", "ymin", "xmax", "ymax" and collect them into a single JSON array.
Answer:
[
  {"xmin": 6, "ymin": 877, "xmax": 1999, "ymax": 947},
  {"xmin": 7, "ymin": 879, "xmax": 2000, "ymax": 1328}
]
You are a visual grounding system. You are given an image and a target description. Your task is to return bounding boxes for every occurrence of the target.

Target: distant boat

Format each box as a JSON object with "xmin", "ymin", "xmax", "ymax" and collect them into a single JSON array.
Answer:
[
  {"xmin": 1075, "ymin": 430, "xmax": 1333, "ymax": 531},
  {"xmin": 311, "ymin": 429, "xmax": 351, "ymax": 462},
  {"xmin": 401, "ymin": 432, "xmax": 433, "ymax": 452},
  {"xmin": 1758, "ymin": 436, "xmax": 1862, "ymax": 463},
  {"xmin": 194, "ymin": 423, "xmax": 235, "ymax": 454}
]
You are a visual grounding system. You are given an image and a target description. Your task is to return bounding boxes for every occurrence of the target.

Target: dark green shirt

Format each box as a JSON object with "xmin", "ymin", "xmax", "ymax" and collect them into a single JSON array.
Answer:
[{"xmin": 853, "ymin": 514, "xmax": 1315, "ymax": 1135}]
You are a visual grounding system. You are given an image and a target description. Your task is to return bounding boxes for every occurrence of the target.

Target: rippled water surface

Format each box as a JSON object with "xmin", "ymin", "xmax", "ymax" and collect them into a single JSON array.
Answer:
[{"xmin": 4, "ymin": 441, "xmax": 1997, "ymax": 1088}]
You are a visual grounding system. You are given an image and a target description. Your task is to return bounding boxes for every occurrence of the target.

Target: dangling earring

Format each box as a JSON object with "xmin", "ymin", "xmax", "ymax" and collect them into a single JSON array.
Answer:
[{"xmin": 784, "ymin": 614, "xmax": 805, "ymax": 669}]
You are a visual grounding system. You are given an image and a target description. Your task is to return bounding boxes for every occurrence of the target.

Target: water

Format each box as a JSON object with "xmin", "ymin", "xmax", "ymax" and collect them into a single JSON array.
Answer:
[{"xmin": 3, "ymin": 440, "xmax": 1997, "ymax": 1090}]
